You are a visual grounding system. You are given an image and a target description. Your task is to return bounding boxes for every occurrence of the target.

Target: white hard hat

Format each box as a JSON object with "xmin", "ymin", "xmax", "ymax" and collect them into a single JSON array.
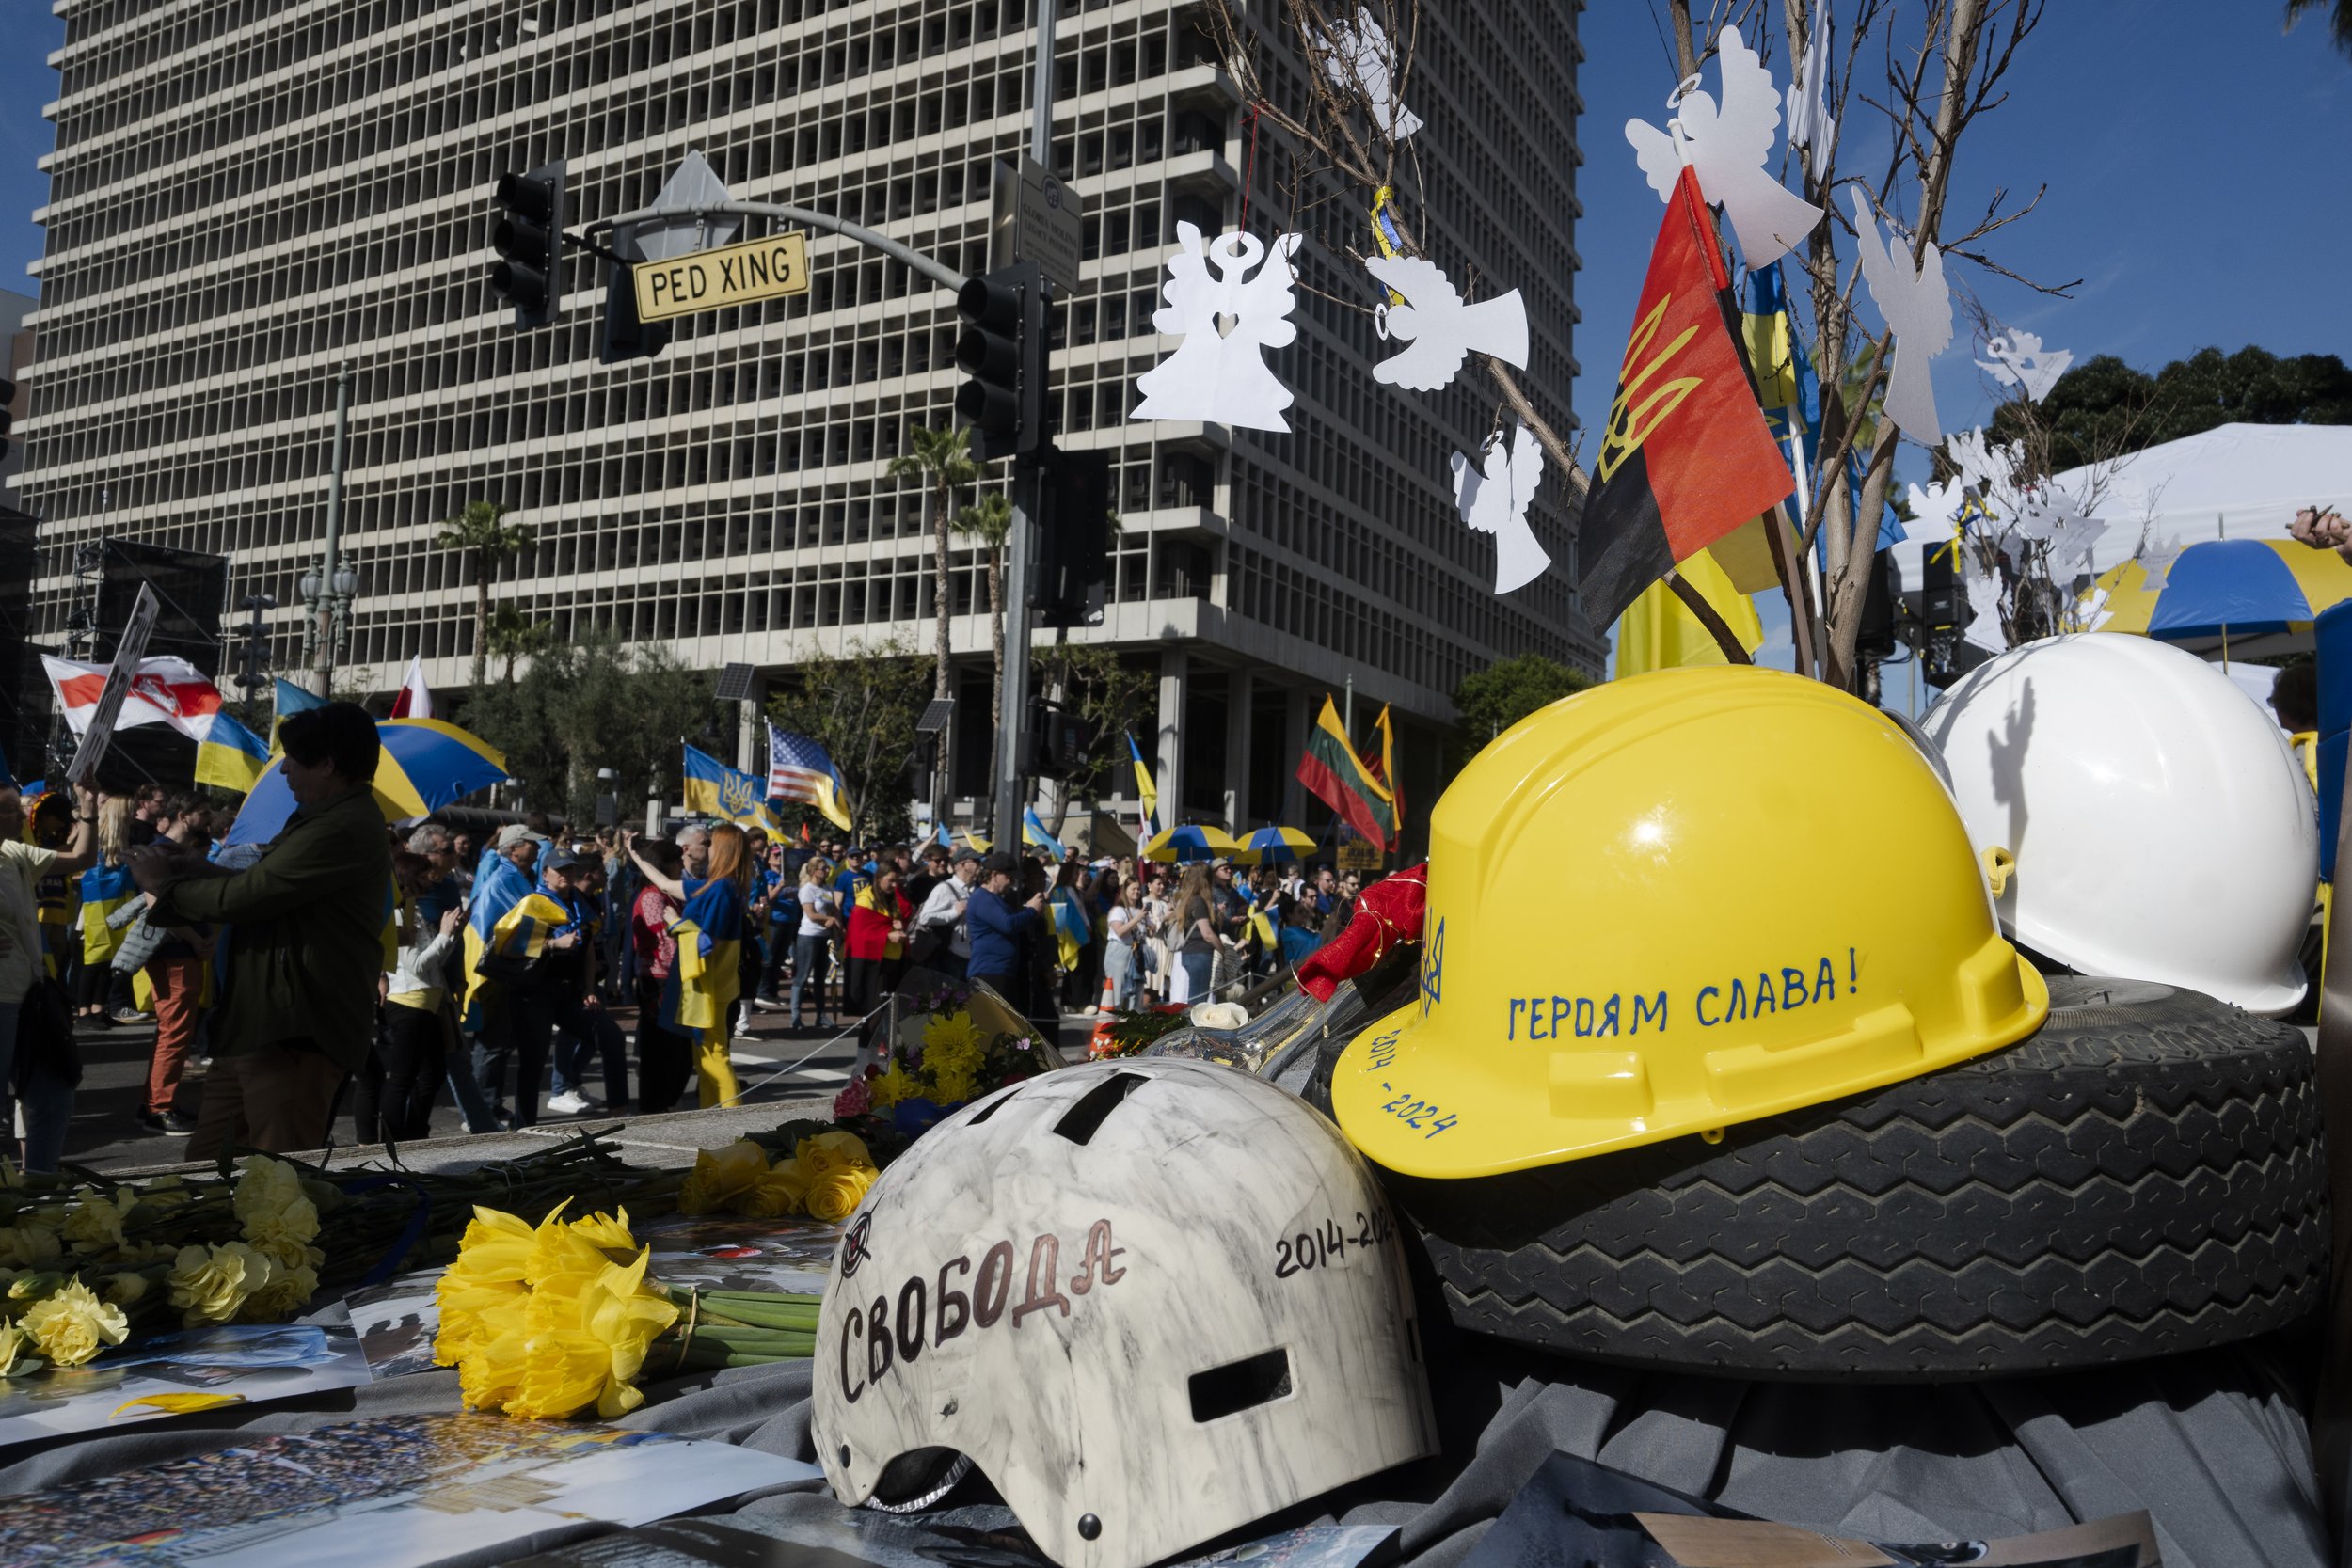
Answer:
[
  {"xmin": 810, "ymin": 1060, "xmax": 1437, "ymax": 1568},
  {"xmin": 1922, "ymin": 634, "xmax": 2317, "ymax": 1016}
]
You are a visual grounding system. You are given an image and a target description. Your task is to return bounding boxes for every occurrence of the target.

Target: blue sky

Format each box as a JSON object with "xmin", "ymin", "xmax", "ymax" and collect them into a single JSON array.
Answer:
[{"xmin": 4, "ymin": 5, "xmax": 2347, "ymax": 679}]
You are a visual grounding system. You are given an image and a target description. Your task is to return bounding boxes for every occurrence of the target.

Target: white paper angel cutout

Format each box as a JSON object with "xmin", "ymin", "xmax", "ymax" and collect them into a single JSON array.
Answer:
[
  {"xmin": 1626, "ymin": 29, "xmax": 1823, "ymax": 267},
  {"xmin": 2074, "ymin": 585, "xmax": 2115, "ymax": 633},
  {"xmin": 1978, "ymin": 329, "xmax": 2074, "ymax": 404},
  {"xmin": 1962, "ymin": 562, "xmax": 2009, "ymax": 654},
  {"xmin": 1362, "ymin": 255, "xmax": 1529, "ymax": 391},
  {"xmin": 2045, "ymin": 515, "xmax": 2108, "ymax": 574},
  {"xmin": 1903, "ymin": 478, "xmax": 1970, "ymax": 545},
  {"xmin": 1450, "ymin": 422, "xmax": 1550, "ymax": 594},
  {"xmin": 1784, "ymin": 23, "xmax": 1836, "ymax": 184},
  {"xmin": 1849, "ymin": 189, "xmax": 1952, "ymax": 444},
  {"xmin": 1943, "ymin": 428, "xmax": 2009, "ymax": 495},
  {"xmin": 1321, "ymin": 6, "xmax": 1422, "ymax": 141},
  {"xmin": 1133, "ymin": 223, "xmax": 1307, "ymax": 433},
  {"xmin": 2137, "ymin": 542, "xmax": 2184, "ymax": 593}
]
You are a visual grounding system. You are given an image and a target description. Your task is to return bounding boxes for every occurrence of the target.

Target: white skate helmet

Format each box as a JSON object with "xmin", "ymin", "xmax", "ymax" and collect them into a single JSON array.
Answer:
[
  {"xmin": 1924, "ymin": 634, "xmax": 2317, "ymax": 1015},
  {"xmin": 810, "ymin": 1059, "xmax": 1437, "ymax": 1568}
]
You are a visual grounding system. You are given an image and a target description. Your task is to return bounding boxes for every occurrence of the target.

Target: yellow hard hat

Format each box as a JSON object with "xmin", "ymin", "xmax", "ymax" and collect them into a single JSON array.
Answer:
[{"xmin": 1332, "ymin": 666, "xmax": 2048, "ymax": 1180}]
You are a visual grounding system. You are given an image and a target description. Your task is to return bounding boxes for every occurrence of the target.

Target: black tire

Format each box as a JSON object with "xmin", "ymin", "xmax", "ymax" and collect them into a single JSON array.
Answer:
[{"xmin": 1373, "ymin": 977, "xmax": 2330, "ymax": 1380}]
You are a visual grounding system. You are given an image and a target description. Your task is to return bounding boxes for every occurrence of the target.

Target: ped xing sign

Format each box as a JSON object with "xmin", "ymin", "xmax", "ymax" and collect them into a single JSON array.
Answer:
[{"xmin": 634, "ymin": 231, "xmax": 810, "ymax": 322}]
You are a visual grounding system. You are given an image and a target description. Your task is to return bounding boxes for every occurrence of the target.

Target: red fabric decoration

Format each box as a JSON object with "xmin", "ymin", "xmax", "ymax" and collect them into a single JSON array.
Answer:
[{"xmin": 1296, "ymin": 864, "xmax": 1428, "ymax": 1002}]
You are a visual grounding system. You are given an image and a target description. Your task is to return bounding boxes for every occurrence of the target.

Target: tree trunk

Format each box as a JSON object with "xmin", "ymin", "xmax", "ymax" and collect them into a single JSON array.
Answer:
[
  {"xmin": 930, "ymin": 484, "xmax": 952, "ymax": 701},
  {"xmin": 988, "ymin": 546, "xmax": 1006, "ymax": 736},
  {"xmin": 472, "ymin": 568, "xmax": 490, "ymax": 691}
]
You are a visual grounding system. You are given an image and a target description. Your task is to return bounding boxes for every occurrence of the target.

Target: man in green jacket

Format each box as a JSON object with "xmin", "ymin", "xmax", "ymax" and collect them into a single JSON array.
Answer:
[{"xmin": 134, "ymin": 703, "xmax": 391, "ymax": 1157}]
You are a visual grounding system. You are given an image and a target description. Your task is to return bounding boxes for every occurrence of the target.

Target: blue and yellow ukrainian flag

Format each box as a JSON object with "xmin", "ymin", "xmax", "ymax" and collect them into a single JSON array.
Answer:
[
  {"xmin": 79, "ymin": 862, "xmax": 136, "ymax": 968},
  {"xmin": 668, "ymin": 874, "xmax": 746, "ymax": 1108},
  {"xmin": 1023, "ymin": 808, "xmax": 1065, "ymax": 862},
  {"xmin": 192, "ymin": 711, "xmax": 273, "ymax": 794},
  {"xmin": 458, "ymin": 888, "xmax": 569, "ymax": 1024},
  {"xmin": 1126, "ymin": 733, "xmax": 1159, "ymax": 838},
  {"xmin": 682, "ymin": 744, "xmax": 782, "ymax": 834},
  {"xmin": 1050, "ymin": 885, "xmax": 1090, "ymax": 973}
]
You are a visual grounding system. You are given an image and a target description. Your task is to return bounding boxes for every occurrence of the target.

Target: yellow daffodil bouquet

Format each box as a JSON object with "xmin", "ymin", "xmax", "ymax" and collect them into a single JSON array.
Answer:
[{"xmin": 436, "ymin": 1200, "xmax": 819, "ymax": 1421}]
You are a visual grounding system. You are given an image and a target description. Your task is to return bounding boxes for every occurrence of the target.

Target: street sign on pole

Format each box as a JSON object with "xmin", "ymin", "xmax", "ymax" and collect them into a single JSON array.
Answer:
[
  {"xmin": 1009, "ymin": 154, "xmax": 1085, "ymax": 294},
  {"xmin": 634, "ymin": 231, "xmax": 810, "ymax": 322},
  {"xmin": 67, "ymin": 583, "xmax": 161, "ymax": 786}
]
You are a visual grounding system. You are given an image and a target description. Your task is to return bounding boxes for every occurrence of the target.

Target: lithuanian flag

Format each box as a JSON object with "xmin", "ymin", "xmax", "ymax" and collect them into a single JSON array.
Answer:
[{"xmin": 1295, "ymin": 696, "xmax": 1395, "ymax": 851}]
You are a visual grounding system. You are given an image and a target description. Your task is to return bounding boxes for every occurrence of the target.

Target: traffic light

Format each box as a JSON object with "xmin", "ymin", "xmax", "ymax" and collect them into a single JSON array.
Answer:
[
  {"xmin": 599, "ymin": 262, "xmax": 672, "ymax": 363},
  {"xmin": 1035, "ymin": 445, "xmax": 1111, "ymax": 629},
  {"xmin": 955, "ymin": 261, "xmax": 1046, "ymax": 461},
  {"xmin": 490, "ymin": 161, "xmax": 567, "ymax": 327},
  {"xmin": 1027, "ymin": 701, "xmax": 1096, "ymax": 781}
]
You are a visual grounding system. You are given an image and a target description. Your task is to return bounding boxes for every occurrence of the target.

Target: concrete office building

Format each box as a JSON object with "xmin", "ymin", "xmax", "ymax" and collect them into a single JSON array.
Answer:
[{"xmin": 15, "ymin": 0, "xmax": 1593, "ymax": 844}]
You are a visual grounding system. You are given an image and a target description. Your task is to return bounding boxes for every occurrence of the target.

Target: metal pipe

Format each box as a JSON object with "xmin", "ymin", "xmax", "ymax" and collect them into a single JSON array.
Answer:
[
  {"xmin": 310, "ymin": 366, "xmax": 350, "ymax": 698},
  {"xmin": 586, "ymin": 199, "xmax": 965, "ymax": 293}
]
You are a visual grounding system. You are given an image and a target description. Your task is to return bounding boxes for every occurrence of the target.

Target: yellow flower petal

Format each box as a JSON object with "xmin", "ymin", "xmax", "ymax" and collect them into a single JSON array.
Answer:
[{"xmin": 112, "ymin": 1392, "xmax": 247, "ymax": 1418}]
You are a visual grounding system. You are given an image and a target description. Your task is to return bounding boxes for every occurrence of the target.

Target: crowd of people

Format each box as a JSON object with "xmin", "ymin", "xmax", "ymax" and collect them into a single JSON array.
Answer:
[{"xmin": 0, "ymin": 701, "xmax": 1377, "ymax": 1169}]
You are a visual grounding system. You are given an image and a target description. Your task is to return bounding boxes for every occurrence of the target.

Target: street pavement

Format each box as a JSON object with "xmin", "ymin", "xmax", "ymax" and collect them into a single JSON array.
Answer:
[{"xmin": 60, "ymin": 998, "xmax": 1099, "ymax": 1174}]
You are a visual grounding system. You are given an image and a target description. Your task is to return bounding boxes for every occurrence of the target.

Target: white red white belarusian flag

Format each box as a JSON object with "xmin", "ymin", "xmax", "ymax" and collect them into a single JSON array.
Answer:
[
  {"xmin": 391, "ymin": 655, "xmax": 435, "ymax": 719},
  {"xmin": 41, "ymin": 655, "xmax": 226, "ymax": 736}
]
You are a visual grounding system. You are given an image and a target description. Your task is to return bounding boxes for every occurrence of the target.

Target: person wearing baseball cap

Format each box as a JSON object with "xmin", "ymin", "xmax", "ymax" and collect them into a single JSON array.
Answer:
[
  {"xmin": 965, "ymin": 850, "xmax": 1045, "ymax": 1008},
  {"xmin": 910, "ymin": 844, "xmax": 983, "ymax": 975}
]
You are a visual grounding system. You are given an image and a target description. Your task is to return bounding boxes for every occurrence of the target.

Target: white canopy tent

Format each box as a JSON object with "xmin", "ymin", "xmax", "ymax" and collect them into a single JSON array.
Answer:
[{"xmin": 2056, "ymin": 421, "xmax": 2352, "ymax": 572}]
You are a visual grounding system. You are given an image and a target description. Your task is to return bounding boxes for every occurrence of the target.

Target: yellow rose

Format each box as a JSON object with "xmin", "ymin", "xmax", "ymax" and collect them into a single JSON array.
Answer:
[
  {"xmin": 457, "ymin": 1325, "xmax": 531, "ymax": 1413},
  {"xmin": 239, "ymin": 1263, "xmax": 319, "ymax": 1323},
  {"xmin": 167, "ymin": 1242, "xmax": 275, "ymax": 1328},
  {"xmin": 22, "ymin": 1280, "xmax": 130, "ymax": 1368},
  {"xmin": 794, "ymin": 1130, "xmax": 876, "ymax": 1179},
  {"xmin": 807, "ymin": 1164, "xmax": 879, "ymax": 1225},
  {"xmin": 678, "ymin": 1141, "xmax": 768, "ymax": 1215},
  {"xmin": 735, "ymin": 1160, "xmax": 810, "ymax": 1219},
  {"xmin": 0, "ymin": 1227, "xmax": 60, "ymax": 1270},
  {"xmin": 0, "ymin": 1324, "xmax": 26, "ymax": 1376}
]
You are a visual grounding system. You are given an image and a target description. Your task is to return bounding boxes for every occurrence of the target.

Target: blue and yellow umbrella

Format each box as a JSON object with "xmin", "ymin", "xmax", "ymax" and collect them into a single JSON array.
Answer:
[
  {"xmin": 2092, "ymin": 538, "xmax": 2352, "ymax": 657},
  {"xmin": 1233, "ymin": 826, "xmax": 1317, "ymax": 864},
  {"xmin": 1141, "ymin": 823, "xmax": 1241, "ymax": 864},
  {"xmin": 224, "ymin": 719, "xmax": 507, "ymax": 847}
]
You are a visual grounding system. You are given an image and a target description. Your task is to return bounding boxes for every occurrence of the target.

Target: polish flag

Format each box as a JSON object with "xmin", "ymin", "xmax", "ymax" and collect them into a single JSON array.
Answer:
[
  {"xmin": 390, "ymin": 656, "xmax": 434, "ymax": 720},
  {"xmin": 41, "ymin": 656, "xmax": 227, "ymax": 739}
]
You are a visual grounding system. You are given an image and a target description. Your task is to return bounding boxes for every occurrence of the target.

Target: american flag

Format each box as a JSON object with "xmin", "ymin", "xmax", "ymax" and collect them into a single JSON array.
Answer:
[{"xmin": 767, "ymin": 722, "xmax": 851, "ymax": 830}]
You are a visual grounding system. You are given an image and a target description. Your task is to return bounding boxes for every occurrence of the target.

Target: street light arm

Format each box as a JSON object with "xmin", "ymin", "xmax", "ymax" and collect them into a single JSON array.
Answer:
[{"xmin": 586, "ymin": 200, "xmax": 968, "ymax": 293}]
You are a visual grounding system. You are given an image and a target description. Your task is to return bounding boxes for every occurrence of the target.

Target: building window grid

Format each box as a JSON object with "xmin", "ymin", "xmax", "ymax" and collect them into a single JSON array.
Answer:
[{"xmin": 26, "ymin": 0, "xmax": 1594, "ymax": 695}]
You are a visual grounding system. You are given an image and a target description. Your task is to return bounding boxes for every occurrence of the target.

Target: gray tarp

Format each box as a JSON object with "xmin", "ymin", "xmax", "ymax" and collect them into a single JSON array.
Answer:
[{"xmin": 0, "ymin": 1333, "xmax": 2328, "ymax": 1568}]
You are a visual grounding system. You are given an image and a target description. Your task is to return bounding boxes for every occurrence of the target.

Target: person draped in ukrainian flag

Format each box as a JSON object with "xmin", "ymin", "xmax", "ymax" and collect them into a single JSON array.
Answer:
[{"xmin": 628, "ymin": 821, "xmax": 751, "ymax": 1109}]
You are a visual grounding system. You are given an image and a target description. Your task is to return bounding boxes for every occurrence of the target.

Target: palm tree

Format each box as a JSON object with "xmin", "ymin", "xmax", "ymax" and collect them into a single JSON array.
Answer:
[
  {"xmin": 884, "ymin": 425, "xmax": 981, "ymax": 701},
  {"xmin": 485, "ymin": 604, "xmax": 557, "ymax": 685},
  {"xmin": 955, "ymin": 492, "xmax": 1014, "ymax": 735},
  {"xmin": 434, "ymin": 501, "xmax": 534, "ymax": 690},
  {"xmin": 2285, "ymin": 0, "xmax": 2352, "ymax": 55}
]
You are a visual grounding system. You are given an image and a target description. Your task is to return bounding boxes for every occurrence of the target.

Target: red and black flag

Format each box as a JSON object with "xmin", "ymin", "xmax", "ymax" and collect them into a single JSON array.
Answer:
[
  {"xmin": 1577, "ymin": 165, "xmax": 1795, "ymax": 633},
  {"xmin": 1297, "ymin": 696, "xmax": 1396, "ymax": 850}
]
